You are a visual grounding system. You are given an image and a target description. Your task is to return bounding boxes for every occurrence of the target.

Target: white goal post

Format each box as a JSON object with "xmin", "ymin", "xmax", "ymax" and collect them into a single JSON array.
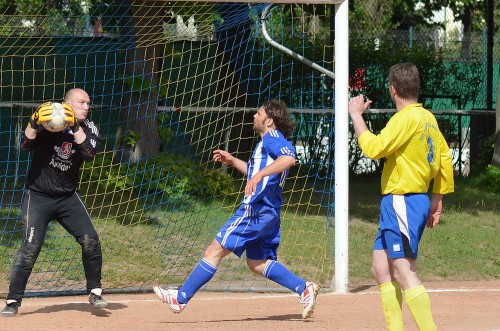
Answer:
[{"xmin": 333, "ymin": 0, "xmax": 349, "ymax": 295}]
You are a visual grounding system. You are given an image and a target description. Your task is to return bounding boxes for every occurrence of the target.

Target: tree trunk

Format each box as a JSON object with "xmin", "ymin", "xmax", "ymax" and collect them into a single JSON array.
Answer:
[
  {"xmin": 460, "ymin": 5, "xmax": 473, "ymax": 59},
  {"xmin": 492, "ymin": 71, "xmax": 500, "ymax": 167},
  {"xmin": 114, "ymin": 0, "xmax": 162, "ymax": 163}
]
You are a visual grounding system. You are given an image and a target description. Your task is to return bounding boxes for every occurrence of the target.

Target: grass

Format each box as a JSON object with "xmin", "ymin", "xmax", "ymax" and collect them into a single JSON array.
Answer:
[
  {"xmin": 348, "ymin": 174, "xmax": 500, "ymax": 283},
  {"xmin": 1, "ymin": 174, "xmax": 498, "ymax": 294}
]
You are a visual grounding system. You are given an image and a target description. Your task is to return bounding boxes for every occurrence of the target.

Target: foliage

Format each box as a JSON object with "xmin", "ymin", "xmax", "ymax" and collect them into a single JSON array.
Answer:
[
  {"xmin": 122, "ymin": 130, "xmax": 141, "ymax": 149},
  {"xmin": 350, "ymin": 0, "xmax": 499, "ymax": 32},
  {"xmin": 291, "ymin": 113, "xmax": 332, "ymax": 171},
  {"xmin": 250, "ymin": 5, "xmax": 334, "ymax": 170},
  {"xmin": 436, "ymin": 61, "xmax": 484, "ymax": 109},
  {"xmin": 350, "ymin": 113, "xmax": 387, "ymax": 174},
  {"xmin": 0, "ymin": 0, "xmax": 224, "ymax": 38},
  {"xmin": 472, "ymin": 135, "xmax": 496, "ymax": 175},
  {"xmin": 476, "ymin": 165, "xmax": 500, "ymax": 194},
  {"xmin": 0, "ymin": 0, "xmax": 95, "ymax": 36},
  {"xmin": 157, "ymin": 112, "xmax": 176, "ymax": 143},
  {"xmin": 81, "ymin": 152, "xmax": 235, "ymax": 204},
  {"xmin": 444, "ymin": 0, "xmax": 500, "ymax": 32},
  {"xmin": 351, "ymin": 42, "xmax": 434, "ymax": 107},
  {"xmin": 0, "ymin": 0, "xmax": 88, "ymax": 16},
  {"xmin": 250, "ymin": 4, "xmax": 333, "ymax": 107},
  {"xmin": 349, "ymin": 0, "xmax": 395, "ymax": 31},
  {"xmin": 349, "ymin": 36, "xmax": 484, "ymax": 109},
  {"xmin": 123, "ymin": 76, "xmax": 152, "ymax": 94},
  {"xmin": 124, "ymin": 75, "xmax": 170, "ymax": 101},
  {"xmin": 348, "ymin": 37, "xmax": 486, "ymax": 175}
]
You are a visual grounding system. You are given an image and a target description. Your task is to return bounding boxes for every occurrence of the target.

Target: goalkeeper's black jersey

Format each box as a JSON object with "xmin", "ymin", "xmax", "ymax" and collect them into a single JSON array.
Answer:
[{"xmin": 21, "ymin": 120, "xmax": 99, "ymax": 197}]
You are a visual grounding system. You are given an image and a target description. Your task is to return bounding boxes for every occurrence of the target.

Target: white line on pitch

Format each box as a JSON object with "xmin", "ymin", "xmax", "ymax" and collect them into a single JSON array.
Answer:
[{"xmin": 17, "ymin": 287, "xmax": 500, "ymax": 307}]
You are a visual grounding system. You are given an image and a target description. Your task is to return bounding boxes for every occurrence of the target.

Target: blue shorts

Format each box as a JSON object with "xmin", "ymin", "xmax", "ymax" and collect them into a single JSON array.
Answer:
[
  {"xmin": 373, "ymin": 194, "xmax": 430, "ymax": 259},
  {"xmin": 215, "ymin": 203, "xmax": 281, "ymax": 260}
]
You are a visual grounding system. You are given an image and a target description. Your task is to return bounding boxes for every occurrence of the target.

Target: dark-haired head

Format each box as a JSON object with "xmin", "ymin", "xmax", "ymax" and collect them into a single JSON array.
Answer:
[{"xmin": 261, "ymin": 100, "xmax": 295, "ymax": 139}]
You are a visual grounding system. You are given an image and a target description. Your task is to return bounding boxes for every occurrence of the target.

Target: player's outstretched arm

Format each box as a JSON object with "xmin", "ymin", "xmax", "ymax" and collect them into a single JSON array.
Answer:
[{"xmin": 213, "ymin": 149, "xmax": 247, "ymax": 175}]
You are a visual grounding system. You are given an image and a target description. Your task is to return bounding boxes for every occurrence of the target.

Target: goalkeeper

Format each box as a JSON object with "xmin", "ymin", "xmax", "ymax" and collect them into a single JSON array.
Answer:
[
  {"xmin": 154, "ymin": 100, "xmax": 319, "ymax": 320},
  {"xmin": 1, "ymin": 88, "xmax": 107, "ymax": 317},
  {"xmin": 348, "ymin": 62, "xmax": 454, "ymax": 331}
]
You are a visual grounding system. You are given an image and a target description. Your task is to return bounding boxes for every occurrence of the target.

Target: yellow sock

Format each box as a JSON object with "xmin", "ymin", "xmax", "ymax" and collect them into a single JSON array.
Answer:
[
  {"xmin": 404, "ymin": 285, "xmax": 437, "ymax": 331},
  {"xmin": 379, "ymin": 282, "xmax": 404, "ymax": 331}
]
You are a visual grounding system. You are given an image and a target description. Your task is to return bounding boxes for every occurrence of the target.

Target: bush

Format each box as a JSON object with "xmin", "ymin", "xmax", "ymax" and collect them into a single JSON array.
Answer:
[
  {"xmin": 81, "ymin": 152, "xmax": 235, "ymax": 203},
  {"xmin": 477, "ymin": 165, "xmax": 500, "ymax": 194}
]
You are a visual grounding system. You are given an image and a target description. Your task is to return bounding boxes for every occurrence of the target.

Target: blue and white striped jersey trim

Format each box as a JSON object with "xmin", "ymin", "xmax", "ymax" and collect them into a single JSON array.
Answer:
[{"xmin": 243, "ymin": 130, "xmax": 295, "ymax": 206}]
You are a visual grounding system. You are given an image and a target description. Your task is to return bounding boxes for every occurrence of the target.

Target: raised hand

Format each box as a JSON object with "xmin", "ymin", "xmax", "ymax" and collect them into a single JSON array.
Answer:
[
  {"xmin": 29, "ymin": 102, "xmax": 53, "ymax": 129},
  {"xmin": 62, "ymin": 102, "xmax": 77, "ymax": 127},
  {"xmin": 62, "ymin": 102, "xmax": 80, "ymax": 131},
  {"xmin": 213, "ymin": 149, "xmax": 234, "ymax": 165}
]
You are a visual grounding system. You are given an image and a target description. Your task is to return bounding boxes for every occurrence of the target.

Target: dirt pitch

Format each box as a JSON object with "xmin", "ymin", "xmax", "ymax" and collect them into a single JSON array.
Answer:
[{"xmin": 2, "ymin": 280, "xmax": 499, "ymax": 331}]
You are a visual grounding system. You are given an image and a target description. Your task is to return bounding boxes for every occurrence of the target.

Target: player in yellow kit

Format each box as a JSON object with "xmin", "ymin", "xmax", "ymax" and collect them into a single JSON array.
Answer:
[{"xmin": 348, "ymin": 62, "xmax": 454, "ymax": 331}]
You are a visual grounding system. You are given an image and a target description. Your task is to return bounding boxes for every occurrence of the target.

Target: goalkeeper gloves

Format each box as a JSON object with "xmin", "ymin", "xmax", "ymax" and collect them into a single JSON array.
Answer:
[
  {"xmin": 29, "ymin": 102, "xmax": 53, "ymax": 129},
  {"xmin": 62, "ymin": 102, "xmax": 80, "ymax": 132}
]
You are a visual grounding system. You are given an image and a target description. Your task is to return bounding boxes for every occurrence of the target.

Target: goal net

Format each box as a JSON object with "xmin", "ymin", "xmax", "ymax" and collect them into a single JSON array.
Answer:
[{"xmin": 0, "ymin": 1, "xmax": 338, "ymax": 295}]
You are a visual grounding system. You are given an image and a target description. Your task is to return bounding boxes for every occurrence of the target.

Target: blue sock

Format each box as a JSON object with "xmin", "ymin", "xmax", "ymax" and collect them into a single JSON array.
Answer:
[
  {"xmin": 263, "ymin": 260, "xmax": 306, "ymax": 294},
  {"xmin": 178, "ymin": 258, "xmax": 217, "ymax": 304}
]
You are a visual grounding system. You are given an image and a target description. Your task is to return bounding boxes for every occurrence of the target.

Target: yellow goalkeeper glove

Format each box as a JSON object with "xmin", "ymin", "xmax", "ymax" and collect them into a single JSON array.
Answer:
[
  {"xmin": 29, "ymin": 102, "xmax": 53, "ymax": 129},
  {"xmin": 62, "ymin": 102, "xmax": 80, "ymax": 131}
]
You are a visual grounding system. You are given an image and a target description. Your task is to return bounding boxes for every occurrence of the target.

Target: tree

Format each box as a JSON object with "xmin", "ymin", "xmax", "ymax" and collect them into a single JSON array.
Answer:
[
  {"xmin": 100, "ymin": 1, "xmax": 220, "ymax": 162},
  {"xmin": 442, "ymin": 0, "xmax": 483, "ymax": 59},
  {"xmin": 492, "ymin": 71, "xmax": 500, "ymax": 167},
  {"xmin": 1, "ymin": 0, "xmax": 222, "ymax": 162},
  {"xmin": 349, "ymin": 0, "xmax": 397, "ymax": 31},
  {"xmin": 349, "ymin": 0, "xmax": 487, "ymax": 60},
  {"xmin": 405, "ymin": 0, "xmax": 500, "ymax": 60},
  {"xmin": 111, "ymin": 0, "xmax": 162, "ymax": 162}
]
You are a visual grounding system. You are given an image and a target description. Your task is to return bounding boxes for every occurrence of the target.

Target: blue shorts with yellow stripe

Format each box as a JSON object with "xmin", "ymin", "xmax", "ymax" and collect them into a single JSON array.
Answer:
[{"xmin": 374, "ymin": 193, "xmax": 430, "ymax": 259}]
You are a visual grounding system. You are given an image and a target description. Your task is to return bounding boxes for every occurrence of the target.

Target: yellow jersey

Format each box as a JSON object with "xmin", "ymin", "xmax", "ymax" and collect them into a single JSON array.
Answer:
[{"xmin": 358, "ymin": 103, "xmax": 454, "ymax": 195}]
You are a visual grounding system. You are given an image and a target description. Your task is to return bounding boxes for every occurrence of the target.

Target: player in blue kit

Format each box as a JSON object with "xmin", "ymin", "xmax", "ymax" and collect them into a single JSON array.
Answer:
[{"xmin": 154, "ymin": 100, "xmax": 319, "ymax": 320}]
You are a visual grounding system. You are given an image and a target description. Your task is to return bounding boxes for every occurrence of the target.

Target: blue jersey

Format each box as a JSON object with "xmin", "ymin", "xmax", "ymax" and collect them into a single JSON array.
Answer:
[
  {"xmin": 215, "ymin": 129, "xmax": 295, "ymax": 259},
  {"xmin": 243, "ymin": 130, "xmax": 295, "ymax": 207}
]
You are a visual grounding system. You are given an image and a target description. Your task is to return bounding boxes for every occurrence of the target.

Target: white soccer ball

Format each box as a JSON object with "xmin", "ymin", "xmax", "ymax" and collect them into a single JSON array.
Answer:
[{"xmin": 42, "ymin": 102, "xmax": 69, "ymax": 132}]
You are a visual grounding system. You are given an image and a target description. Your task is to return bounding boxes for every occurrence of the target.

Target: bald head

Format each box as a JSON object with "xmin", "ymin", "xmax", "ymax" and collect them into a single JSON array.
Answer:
[
  {"xmin": 65, "ymin": 88, "xmax": 88, "ymax": 101},
  {"xmin": 64, "ymin": 88, "xmax": 91, "ymax": 121}
]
